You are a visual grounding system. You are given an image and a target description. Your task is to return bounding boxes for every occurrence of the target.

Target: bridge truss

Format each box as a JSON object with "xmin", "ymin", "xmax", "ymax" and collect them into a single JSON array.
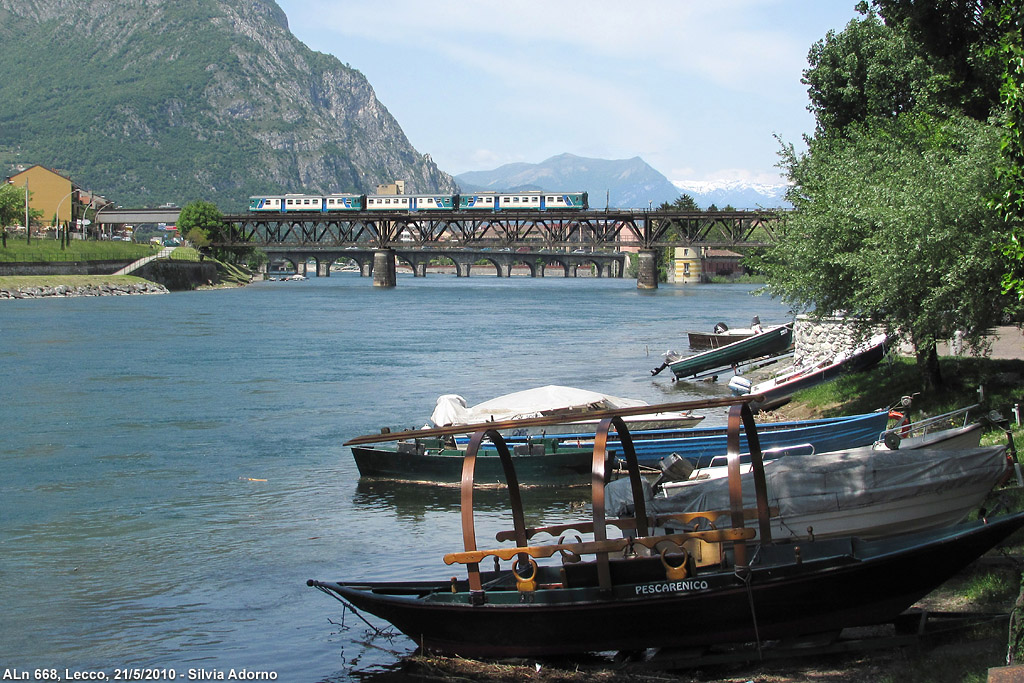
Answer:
[{"xmin": 218, "ymin": 209, "xmax": 787, "ymax": 250}]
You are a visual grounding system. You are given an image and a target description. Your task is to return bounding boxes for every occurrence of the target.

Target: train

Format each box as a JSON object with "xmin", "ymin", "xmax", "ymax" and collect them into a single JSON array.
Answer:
[{"xmin": 248, "ymin": 191, "xmax": 589, "ymax": 213}]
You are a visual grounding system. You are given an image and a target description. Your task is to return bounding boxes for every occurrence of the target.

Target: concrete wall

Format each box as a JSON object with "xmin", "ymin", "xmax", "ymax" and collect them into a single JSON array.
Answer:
[{"xmin": 135, "ymin": 261, "xmax": 218, "ymax": 291}]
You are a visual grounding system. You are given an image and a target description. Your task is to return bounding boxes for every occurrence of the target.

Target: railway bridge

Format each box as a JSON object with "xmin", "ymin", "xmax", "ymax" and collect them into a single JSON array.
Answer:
[{"xmin": 99, "ymin": 207, "xmax": 786, "ymax": 288}]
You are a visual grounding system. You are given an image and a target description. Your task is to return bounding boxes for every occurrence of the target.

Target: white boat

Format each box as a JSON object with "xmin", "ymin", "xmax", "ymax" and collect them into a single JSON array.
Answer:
[
  {"xmin": 429, "ymin": 385, "xmax": 704, "ymax": 435},
  {"xmin": 728, "ymin": 333, "xmax": 888, "ymax": 410},
  {"xmin": 875, "ymin": 404, "xmax": 983, "ymax": 451},
  {"xmin": 608, "ymin": 444, "xmax": 1012, "ymax": 545}
]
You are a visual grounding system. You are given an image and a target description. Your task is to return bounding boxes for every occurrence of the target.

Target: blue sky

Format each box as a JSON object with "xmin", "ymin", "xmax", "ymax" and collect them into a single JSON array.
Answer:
[{"xmin": 274, "ymin": 1, "xmax": 862, "ymax": 185}]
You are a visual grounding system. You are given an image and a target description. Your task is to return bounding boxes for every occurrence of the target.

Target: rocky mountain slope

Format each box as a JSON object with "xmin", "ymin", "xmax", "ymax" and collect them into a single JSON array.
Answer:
[{"xmin": 0, "ymin": 0, "xmax": 454, "ymax": 210}]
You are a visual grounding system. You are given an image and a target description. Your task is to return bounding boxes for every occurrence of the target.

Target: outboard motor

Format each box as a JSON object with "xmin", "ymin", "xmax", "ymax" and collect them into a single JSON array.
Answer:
[{"xmin": 728, "ymin": 375, "xmax": 753, "ymax": 395}]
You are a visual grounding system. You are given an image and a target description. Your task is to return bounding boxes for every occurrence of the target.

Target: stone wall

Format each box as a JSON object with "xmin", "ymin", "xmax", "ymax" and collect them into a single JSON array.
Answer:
[
  {"xmin": 793, "ymin": 315, "xmax": 884, "ymax": 366},
  {"xmin": 1, "ymin": 281, "xmax": 168, "ymax": 299}
]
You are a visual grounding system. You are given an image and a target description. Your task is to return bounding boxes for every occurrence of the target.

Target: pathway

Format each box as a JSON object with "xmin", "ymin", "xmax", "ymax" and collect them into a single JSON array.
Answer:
[{"xmin": 113, "ymin": 246, "xmax": 175, "ymax": 275}]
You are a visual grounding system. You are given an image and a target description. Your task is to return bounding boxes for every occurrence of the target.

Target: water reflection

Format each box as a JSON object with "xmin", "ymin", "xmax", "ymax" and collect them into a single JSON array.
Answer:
[{"xmin": 353, "ymin": 479, "xmax": 591, "ymax": 519}]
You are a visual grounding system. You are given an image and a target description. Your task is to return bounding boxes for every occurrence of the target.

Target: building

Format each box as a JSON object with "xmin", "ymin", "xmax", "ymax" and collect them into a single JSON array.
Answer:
[
  {"xmin": 375, "ymin": 180, "xmax": 406, "ymax": 195},
  {"xmin": 7, "ymin": 165, "xmax": 74, "ymax": 227},
  {"xmin": 671, "ymin": 246, "xmax": 745, "ymax": 283}
]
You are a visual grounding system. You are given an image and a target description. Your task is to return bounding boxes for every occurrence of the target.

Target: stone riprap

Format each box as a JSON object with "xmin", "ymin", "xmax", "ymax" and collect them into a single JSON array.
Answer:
[{"xmin": 0, "ymin": 282, "xmax": 168, "ymax": 299}]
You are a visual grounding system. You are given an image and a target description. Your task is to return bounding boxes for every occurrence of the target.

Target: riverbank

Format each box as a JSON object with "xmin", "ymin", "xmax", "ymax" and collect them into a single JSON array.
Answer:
[{"xmin": 0, "ymin": 275, "xmax": 168, "ymax": 298}]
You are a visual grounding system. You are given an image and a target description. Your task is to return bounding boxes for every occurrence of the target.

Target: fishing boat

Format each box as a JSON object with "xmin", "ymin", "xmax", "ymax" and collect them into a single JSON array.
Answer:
[
  {"xmin": 388, "ymin": 411, "xmax": 889, "ymax": 484},
  {"xmin": 687, "ymin": 321, "xmax": 756, "ymax": 349},
  {"xmin": 623, "ymin": 443, "xmax": 1012, "ymax": 544},
  {"xmin": 876, "ymin": 403, "xmax": 984, "ymax": 451},
  {"xmin": 430, "ymin": 385, "xmax": 704, "ymax": 435},
  {"xmin": 553, "ymin": 410, "xmax": 890, "ymax": 469},
  {"xmin": 728, "ymin": 333, "xmax": 888, "ymax": 410},
  {"xmin": 665, "ymin": 405, "xmax": 986, "ymax": 484},
  {"xmin": 654, "ymin": 323, "xmax": 793, "ymax": 379},
  {"xmin": 350, "ymin": 437, "xmax": 597, "ymax": 486},
  {"xmin": 309, "ymin": 398, "xmax": 1024, "ymax": 658}
]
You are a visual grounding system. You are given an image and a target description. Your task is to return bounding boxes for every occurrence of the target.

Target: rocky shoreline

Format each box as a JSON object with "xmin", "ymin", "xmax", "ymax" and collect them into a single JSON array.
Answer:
[{"xmin": 0, "ymin": 282, "xmax": 169, "ymax": 299}]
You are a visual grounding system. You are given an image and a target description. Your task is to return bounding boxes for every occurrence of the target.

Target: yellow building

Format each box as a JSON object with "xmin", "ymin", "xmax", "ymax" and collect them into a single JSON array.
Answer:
[
  {"xmin": 673, "ymin": 246, "xmax": 703, "ymax": 284},
  {"xmin": 7, "ymin": 165, "xmax": 75, "ymax": 227}
]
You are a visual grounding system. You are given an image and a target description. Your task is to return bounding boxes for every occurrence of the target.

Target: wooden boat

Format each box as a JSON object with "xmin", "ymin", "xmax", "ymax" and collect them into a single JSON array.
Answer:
[
  {"xmin": 687, "ymin": 322, "xmax": 756, "ymax": 349},
  {"xmin": 350, "ymin": 437, "xmax": 596, "ymax": 486},
  {"xmin": 728, "ymin": 333, "xmax": 888, "ymax": 410},
  {"xmin": 655, "ymin": 323, "xmax": 793, "ymax": 379},
  {"xmin": 430, "ymin": 385, "xmax": 704, "ymax": 435},
  {"xmin": 309, "ymin": 398, "xmax": 1024, "ymax": 658}
]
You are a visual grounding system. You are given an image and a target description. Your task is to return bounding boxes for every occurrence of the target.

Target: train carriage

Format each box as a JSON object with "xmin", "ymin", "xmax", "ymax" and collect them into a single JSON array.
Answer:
[
  {"xmin": 324, "ymin": 193, "xmax": 365, "ymax": 211},
  {"xmin": 248, "ymin": 196, "xmax": 285, "ymax": 212},
  {"xmin": 365, "ymin": 195, "xmax": 412, "ymax": 211},
  {"xmin": 459, "ymin": 193, "xmax": 498, "ymax": 210},
  {"xmin": 282, "ymin": 194, "xmax": 324, "ymax": 212}
]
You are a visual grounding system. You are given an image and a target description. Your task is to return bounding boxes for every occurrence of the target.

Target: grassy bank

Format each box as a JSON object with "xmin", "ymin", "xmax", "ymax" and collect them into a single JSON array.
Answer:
[{"xmin": 0, "ymin": 239, "xmax": 159, "ymax": 262}]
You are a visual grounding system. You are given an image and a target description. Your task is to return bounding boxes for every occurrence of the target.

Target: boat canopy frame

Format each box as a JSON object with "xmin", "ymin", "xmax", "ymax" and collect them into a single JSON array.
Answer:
[{"xmin": 344, "ymin": 395, "xmax": 774, "ymax": 593}]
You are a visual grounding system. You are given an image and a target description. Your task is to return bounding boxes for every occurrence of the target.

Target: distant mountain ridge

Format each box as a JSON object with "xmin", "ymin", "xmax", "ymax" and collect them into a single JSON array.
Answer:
[
  {"xmin": 0, "ymin": 0, "xmax": 454, "ymax": 210},
  {"xmin": 672, "ymin": 179, "xmax": 790, "ymax": 210},
  {"xmin": 456, "ymin": 154, "xmax": 681, "ymax": 209},
  {"xmin": 456, "ymin": 154, "xmax": 789, "ymax": 210}
]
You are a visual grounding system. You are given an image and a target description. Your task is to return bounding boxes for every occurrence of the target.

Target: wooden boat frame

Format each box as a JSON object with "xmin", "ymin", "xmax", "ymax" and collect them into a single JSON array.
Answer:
[{"xmin": 344, "ymin": 395, "xmax": 775, "ymax": 591}]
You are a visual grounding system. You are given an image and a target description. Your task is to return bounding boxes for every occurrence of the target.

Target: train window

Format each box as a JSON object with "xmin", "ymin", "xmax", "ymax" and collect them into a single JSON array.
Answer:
[{"xmin": 532, "ymin": 197, "xmax": 539, "ymax": 203}]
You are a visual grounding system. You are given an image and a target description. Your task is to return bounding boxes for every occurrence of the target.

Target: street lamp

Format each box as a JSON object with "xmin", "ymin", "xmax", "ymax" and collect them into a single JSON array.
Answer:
[{"xmin": 55, "ymin": 188, "xmax": 78, "ymax": 243}]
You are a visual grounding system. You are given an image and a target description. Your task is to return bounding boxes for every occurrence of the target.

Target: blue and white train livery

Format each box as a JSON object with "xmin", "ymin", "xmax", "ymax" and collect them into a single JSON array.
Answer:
[{"xmin": 248, "ymin": 191, "xmax": 588, "ymax": 213}]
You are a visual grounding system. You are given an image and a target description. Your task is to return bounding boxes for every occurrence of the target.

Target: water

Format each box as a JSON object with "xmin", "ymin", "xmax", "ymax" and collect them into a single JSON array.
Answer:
[{"xmin": 0, "ymin": 274, "xmax": 790, "ymax": 681}]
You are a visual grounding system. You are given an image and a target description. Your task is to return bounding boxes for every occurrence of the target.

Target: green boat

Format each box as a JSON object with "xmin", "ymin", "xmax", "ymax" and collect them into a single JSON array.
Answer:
[
  {"xmin": 350, "ymin": 436, "xmax": 602, "ymax": 486},
  {"xmin": 658, "ymin": 322, "xmax": 793, "ymax": 379}
]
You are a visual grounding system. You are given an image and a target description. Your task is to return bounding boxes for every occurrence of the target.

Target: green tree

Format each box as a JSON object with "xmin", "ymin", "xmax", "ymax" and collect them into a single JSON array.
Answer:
[
  {"xmin": 803, "ymin": 7, "xmax": 937, "ymax": 134},
  {"xmin": 988, "ymin": 2, "xmax": 1024, "ymax": 299},
  {"xmin": 761, "ymin": 113, "xmax": 1009, "ymax": 389},
  {"xmin": 0, "ymin": 183, "xmax": 25, "ymax": 246},
  {"xmin": 657, "ymin": 194, "xmax": 701, "ymax": 212},
  {"xmin": 177, "ymin": 199, "xmax": 224, "ymax": 251}
]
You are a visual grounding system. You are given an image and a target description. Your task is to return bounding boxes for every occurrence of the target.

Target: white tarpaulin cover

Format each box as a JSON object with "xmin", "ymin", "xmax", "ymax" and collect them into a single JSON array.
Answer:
[
  {"xmin": 641, "ymin": 445, "xmax": 1008, "ymax": 521},
  {"xmin": 430, "ymin": 385, "xmax": 649, "ymax": 427}
]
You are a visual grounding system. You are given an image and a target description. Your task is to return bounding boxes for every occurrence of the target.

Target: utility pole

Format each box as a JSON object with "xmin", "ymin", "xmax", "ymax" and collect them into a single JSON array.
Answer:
[{"xmin": 24, "ymin": 180, "xmax": 30, "ymax": 244}]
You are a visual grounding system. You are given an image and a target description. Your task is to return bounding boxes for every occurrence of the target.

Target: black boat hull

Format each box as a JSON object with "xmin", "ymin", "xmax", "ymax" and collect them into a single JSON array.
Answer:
[{"xmin": 311, "ymin": 512, "xmax": 1024, "ymax": 657}]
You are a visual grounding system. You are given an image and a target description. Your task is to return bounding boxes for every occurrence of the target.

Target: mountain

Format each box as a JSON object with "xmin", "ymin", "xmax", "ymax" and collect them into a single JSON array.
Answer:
[
  {"xmin": 0, "ymin": 0, "xmax": 454, "ymax": 211},
  {"xmin": 455, "ymin": 154, "xmax": 681, "ymax": 209},
  {"xmin": 672, "ymin": 180, "xmax": 791, "ymax": 210}
]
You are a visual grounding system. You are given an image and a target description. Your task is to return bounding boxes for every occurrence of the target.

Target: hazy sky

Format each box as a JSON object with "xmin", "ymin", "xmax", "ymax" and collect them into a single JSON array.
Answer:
[{"xmin": 273, "ymin": 1, "xmax": 862, "ymax": 185}]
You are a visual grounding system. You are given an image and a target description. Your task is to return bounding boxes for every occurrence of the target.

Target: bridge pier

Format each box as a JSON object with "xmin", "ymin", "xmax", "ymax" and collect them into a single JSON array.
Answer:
[
  {"xmin": 317, "ymin": 260, "xmax": 330, "ymax": 277},
  {"xmin": 373, "ymin": 249, "xmax": 396, "ymax": 288},
  {"xmin": 636, "ymin": 249, "xmax": 659, "ymax": 289}
]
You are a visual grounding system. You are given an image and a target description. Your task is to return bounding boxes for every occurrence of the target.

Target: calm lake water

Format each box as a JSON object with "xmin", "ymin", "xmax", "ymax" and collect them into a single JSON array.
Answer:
[{"xmin": 0, "ymin": 274, "xmax": 790, "ymax": 681}]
